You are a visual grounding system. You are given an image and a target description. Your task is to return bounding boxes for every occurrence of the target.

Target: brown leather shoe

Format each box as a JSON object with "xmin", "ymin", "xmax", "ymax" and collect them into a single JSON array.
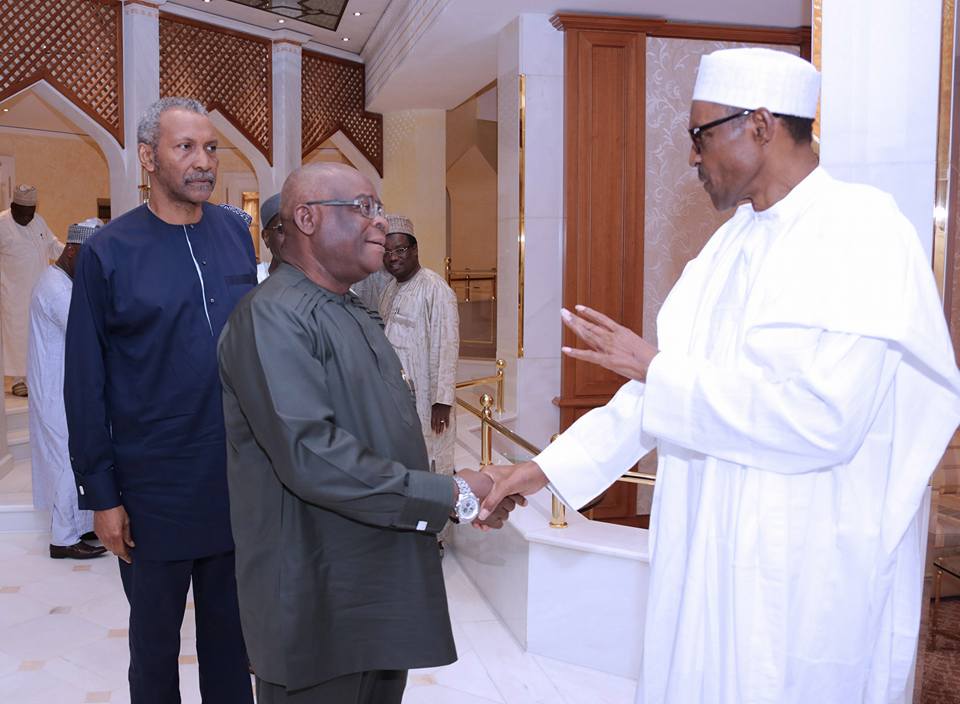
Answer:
[{"xmin": 49, "ymin": 541, "xmax": 108, "ymax": 559}]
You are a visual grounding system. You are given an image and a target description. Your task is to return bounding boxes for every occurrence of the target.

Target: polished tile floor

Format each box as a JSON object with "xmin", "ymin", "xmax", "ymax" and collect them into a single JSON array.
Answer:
[
  {"xmin": 0, "ymin": 532, "xmax": 636, "ymax": 703},
  {"xmin": 0, "ymin": 372, "xmax": 637, "ymax": 703}
]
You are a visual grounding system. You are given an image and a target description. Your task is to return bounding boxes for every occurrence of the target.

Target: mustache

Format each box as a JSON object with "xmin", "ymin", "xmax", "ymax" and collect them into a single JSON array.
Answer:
[{"xmin": 185, "ymin": 171, "xmax": 215, "ymax": 184}]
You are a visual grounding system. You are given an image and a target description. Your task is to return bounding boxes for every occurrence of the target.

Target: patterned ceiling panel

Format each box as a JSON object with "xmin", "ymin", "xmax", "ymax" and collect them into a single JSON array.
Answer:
[
  {"xmin": 159, "ymin": 14, "xmax": 272, "ymax": 163},
  {"xmin": 302, "ymin": 51, "xmax": 383, "ymax": 175},
  {"xmin": 225, "ymin": 0, "xmax": 348, "ymax": 31},
  {"xmin": 0, "ymin": 0, "xmax": 124, "ymax": 144}
]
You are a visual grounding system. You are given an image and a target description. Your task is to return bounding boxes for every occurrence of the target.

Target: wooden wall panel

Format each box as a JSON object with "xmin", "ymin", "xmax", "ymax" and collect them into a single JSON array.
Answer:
[
  {"xmin": 562, "ymin": 29, "xmax": 645, "ymax": 419},
  {"xmin": 0, "ymin": 0, "xmax": 124, "ymax": 145}
]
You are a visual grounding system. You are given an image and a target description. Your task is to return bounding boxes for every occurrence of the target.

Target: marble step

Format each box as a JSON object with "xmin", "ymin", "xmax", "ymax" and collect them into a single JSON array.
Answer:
[
  {"xmin": 0, "ymin": 502, "xmax": 46, "ymax": 533},
  {"xmin": 6, "ymin": 402, "xmax": 28, "ymax": 433},
  {"xmin": 9, "ymin": 428, "xmax": 30, "ymax": 462}
]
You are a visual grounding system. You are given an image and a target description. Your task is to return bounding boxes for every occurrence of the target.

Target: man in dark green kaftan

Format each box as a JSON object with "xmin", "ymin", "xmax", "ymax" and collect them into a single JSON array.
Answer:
[{"xmin": 218, "ymin": 163, "xmax": 506, "ymax": 703}]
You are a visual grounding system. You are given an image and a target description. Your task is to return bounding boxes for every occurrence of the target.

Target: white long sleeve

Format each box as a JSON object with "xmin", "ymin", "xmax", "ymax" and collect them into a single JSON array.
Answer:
[
  {"xmin": 534, "ymin": 380, "xmax": 656, "ymax": 509},
  {"xmin": 642, "ymin": 329, "xmax": 900, "ymax": 473}
]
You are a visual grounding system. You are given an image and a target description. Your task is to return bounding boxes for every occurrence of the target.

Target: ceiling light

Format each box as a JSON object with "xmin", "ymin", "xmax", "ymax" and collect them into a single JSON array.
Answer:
[
  {"xmin": 2, "ymin": 108, "xmax": 8, "ymax": 113},
  {"xmin": 278, "ymin": 18, "xmax": 285, "ymax": 23},
  {"xmin": 354, "ymin": 11, "xmax": 361, "ymax": 16},
  {"xmin": 342, "ymin": 37, "xmax": 350, "ymax": 42}
]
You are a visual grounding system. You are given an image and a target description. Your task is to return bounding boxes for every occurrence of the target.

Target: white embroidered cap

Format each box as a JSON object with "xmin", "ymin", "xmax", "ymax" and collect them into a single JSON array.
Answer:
[{"xmin": 693, "ymin": 48, "xmax": 820, "ymax": 119}]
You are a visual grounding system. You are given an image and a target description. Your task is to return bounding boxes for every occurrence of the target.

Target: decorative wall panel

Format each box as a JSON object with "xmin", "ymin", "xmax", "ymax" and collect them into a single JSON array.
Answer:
[
  {"xmin": 159, "ymin": 14, "xmax": 272, "ymax": 163},
  {"xmin": 0, "ymin": 0, "xmax": 123, "ymax": 144},
  {"xmin": 302, "ymin": 51, "xmax": 383, "ymax": 175}
]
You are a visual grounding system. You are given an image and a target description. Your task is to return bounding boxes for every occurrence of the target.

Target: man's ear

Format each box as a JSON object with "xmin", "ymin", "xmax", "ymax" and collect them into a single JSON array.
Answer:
[
  {"xmin": 138, "ymin": 143, "xmax": 157, "ymax": 173},
  {"xmin": 751, "ymin": 108, "xmax": 777, "ymax": 146},
  {"xmin": 294, "ymin": 205, "xmax": 319, "ymax": 237}
]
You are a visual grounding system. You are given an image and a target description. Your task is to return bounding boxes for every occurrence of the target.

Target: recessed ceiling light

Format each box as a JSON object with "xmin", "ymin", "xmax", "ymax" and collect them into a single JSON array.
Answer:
[
  {"xmin": 203, "ymin": 0, "xmax": 211, "ymax": 3},
  {"xmin": 353, "ymin": 11, "xmax": 362, "ymax": 16},
  {"xmin": 278, "ymin": 18, "xmax": 285, "ymax": 23},
  {"xmin": 342, "ymin": 37, "xmax": 350, "ymax": 42},
  {"xmin": 2, "ymin": 108, "xmax": 8, "ymax": 113}
]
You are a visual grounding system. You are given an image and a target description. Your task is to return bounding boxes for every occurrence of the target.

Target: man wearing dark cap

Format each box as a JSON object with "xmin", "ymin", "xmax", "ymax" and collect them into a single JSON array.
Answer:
[
  {"xmin": 256, "ymin": 192, "xmax": 283, "ymax": 282},
  {"xmin": 0, "ymin": 183, "xmax": 63, "ymax": 397},
  {"xmin": 28, "ymin": 219, "xmax": 107, "ymax": 560}
]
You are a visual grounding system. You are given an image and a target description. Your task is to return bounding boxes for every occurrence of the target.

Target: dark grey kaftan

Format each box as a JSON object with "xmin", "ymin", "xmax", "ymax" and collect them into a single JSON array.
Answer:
[{"xmin": 217, "ymin": 263, "xmax": 457, "ymax": 691}]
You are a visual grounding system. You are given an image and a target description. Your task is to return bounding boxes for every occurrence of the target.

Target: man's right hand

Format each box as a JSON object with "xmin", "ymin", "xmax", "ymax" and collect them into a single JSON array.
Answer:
[
  {"xmin": 94, "ymin": 505, "xmax": 135, "ymax": 563},
  {"xmin": 478, "ymin": 462, "xmax": 549, "ymax": 521}
]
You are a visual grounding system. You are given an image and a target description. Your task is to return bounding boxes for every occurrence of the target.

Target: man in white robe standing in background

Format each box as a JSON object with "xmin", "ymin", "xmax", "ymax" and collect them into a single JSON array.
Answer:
[
  {"xmin": 28, "ymin": 219, "xmax": 106, "ymax": 560},
  {"xmin": 0, "ymin": 184, "xmax": 63, "ymax": 397},
  {"xmin": 380, "ymin": 215, "xmax": 460, "ymax": 483},
  {"xmin": 479, "ymin": 48, "xmax": 960, "ymax": 704}
]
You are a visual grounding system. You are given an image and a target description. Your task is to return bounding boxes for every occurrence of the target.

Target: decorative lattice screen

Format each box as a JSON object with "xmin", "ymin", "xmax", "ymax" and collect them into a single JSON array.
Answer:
[
  {"xmin": 160, "ymin": 14, "xmax": 272, "ymax": 164},
  {"xmin": 0, "ymin": 0, "xmax": 124, "ymax": 144},
  {"xmin": 302, "ymin": 51, "xmax": 383, "ymax": 175}
]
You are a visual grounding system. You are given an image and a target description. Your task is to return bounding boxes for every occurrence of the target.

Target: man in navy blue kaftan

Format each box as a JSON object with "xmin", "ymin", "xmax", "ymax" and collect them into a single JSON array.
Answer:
[{"xmin": 64, "ymin": 98, "xmax": 256, "ymax": 703}]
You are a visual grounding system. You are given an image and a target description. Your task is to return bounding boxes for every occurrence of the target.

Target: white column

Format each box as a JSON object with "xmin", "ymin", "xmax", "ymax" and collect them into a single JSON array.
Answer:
[
  {"xmin": 270, "ymin": 31, "xmax": 307, "ymax": 197},
  {"xmin": 496, "ymin": 15, "xmax": 564, "ymax": 449},
  {"xmin": 819, "ymin": 0, "xmax": 942, "ymax": 258},
  {"xmin": 118, "ymin": 0, "xmax": 165, "ymax": 217},
  {"xmin": 381, "ymin": 110, "xmax": 447, "ymax": 276}
]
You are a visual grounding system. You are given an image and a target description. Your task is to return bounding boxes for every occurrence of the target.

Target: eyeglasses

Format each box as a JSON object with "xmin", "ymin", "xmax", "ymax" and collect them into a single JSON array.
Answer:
[
  {"xmin": 383, "ymin": 245, "xmax": 414, "ymax": 257},
  {"xmin": 688, "ymin": 109, "xmax": 754, "ymax": 153},
  {"xmin": 301, "ymin": 195, "xmax": 385, "ymax": 220}
]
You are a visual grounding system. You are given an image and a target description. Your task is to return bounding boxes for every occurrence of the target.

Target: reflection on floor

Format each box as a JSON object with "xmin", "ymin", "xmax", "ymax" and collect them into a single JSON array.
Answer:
[{"xmin": 0, "ymin": 532, "xmax": 636, "ymax": 704}]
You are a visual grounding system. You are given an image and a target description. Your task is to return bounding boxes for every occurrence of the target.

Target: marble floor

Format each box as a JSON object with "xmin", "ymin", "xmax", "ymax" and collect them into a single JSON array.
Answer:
[
  {"xmin": 0, "ymin": 373, "xmax": 638, "ymax": 704},
  {"xmin": 0, "ymin": 532, "xmax": 637, "ymax": 704}
]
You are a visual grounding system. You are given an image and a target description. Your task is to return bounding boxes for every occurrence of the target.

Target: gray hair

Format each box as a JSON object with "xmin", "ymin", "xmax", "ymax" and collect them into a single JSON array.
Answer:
[{"xmin": 137, "ymin": 97, "xmax": 208, "ymax": 148}]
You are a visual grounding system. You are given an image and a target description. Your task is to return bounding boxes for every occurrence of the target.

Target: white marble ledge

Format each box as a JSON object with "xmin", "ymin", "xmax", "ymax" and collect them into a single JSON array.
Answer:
[{"xmin": 498, "ymin": 486, "xmax": 649, "ymax": 563}]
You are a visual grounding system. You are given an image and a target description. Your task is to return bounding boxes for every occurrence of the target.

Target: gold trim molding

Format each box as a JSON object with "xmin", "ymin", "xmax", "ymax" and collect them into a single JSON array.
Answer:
[
  {"xmin": 934, "ymin": 0, "xmax": 956, "ymax": 296},
  {"xmin": 518, "ymin": 73, "xmax": 527, "ymax": 358},
  {"xmin": 812, "ymin": 0, "xmax": 822, "ymax": 149}
]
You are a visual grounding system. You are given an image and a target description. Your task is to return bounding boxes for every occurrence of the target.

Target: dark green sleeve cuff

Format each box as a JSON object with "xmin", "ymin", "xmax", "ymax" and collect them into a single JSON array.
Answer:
[{"xmin": 396, "ymin": 470, "xmax": 455, "ymax": 533}]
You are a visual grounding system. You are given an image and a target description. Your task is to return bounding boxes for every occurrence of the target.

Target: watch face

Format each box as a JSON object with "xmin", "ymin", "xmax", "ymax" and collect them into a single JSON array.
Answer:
[{"xmin": 458, "ymin": 495, "xmax": 480, "ymax": 522}]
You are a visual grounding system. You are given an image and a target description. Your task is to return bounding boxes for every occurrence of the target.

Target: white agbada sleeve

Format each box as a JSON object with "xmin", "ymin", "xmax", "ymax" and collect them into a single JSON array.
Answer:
[
  {"xmin": 428, "ymin": 282, "xmax": 459, "ymax": 407},
  {"xmin": 642, "ymin": 330, "xmax": 900, "ymax": 473},
  {"xmin": 534, "ymin": 380, "xmax": 657, "ymax": 509}
]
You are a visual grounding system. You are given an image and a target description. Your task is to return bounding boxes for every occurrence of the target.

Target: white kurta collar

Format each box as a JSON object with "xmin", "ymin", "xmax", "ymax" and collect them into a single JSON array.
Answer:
[{"xmin": 747, "ymin": 165, "xmax": 826, "ymax": 225}]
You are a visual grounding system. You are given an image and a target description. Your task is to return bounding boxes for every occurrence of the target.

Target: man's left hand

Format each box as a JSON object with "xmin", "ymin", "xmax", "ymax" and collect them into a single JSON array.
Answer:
[
  {"xmin": 561, "ymin": 305, "xmax": 659, "ymax": 382},
  {"xmin": 431, "ymin": 403, "xmax": 452, "ymax": 433}
]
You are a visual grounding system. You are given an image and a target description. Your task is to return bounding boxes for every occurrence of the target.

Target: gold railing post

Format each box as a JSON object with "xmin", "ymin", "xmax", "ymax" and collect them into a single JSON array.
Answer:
[
  {"xmin": 480, "ymin": 394, "xmax": 494, "ymax": 466},
  {"xmin": 548, "ymin": 433, "xmax": 566, "ymax": 528},
  {"xmin": 495, "ymin": 359, "xmax": 505, "ymax": 414},
  {"xmin": 444, "ymin": 256, "xmax": 452, "ymax": 285}
]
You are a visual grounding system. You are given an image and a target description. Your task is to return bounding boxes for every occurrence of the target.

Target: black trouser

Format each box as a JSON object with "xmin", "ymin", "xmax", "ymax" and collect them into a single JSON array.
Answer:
[
  {"xmin": 255, "ymin": 670, "xmax": 408, "ymax": 704},
  {"xmin": 119, "ymin": 551, "xmax": 253, "ymax": 704}
]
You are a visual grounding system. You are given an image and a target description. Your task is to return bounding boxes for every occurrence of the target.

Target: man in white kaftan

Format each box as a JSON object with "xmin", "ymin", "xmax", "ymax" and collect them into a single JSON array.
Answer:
[
  {"xmin": 0, "ymin": 184, "xmax": 63, "ymax": 396},
  {"xmin": 379, "ymin": 215, "xmax": 460, "ymax": 477},
  {"xmin": 28, "ymin": 220, "xmax": 106, "ymax": 560},
  {"xmin": 479, "ymin": 49, "xmax": 960, "ymax": 704}
]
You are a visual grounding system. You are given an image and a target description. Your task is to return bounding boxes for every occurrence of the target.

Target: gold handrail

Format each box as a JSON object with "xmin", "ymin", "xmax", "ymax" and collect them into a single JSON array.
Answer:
[
  {"xmin": 456, "ymin": 394, "xmax": 540, "ymax": 457},
  {"xmin": 444, "ymin": 257, "xmax": 498, "ymax": 303},
  {"xmin": 455, "ymin": 359, "xmax": 505, "ymax": 414},
  {"xmin": 456, "ymin": 394, "xmax": 656, "ymax": 529}
]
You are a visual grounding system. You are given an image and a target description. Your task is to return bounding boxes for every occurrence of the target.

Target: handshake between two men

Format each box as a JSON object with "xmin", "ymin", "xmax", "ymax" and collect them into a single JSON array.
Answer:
[{"xmin": 457, "ymin": 304, "xmax": 657, "ymax": 529}]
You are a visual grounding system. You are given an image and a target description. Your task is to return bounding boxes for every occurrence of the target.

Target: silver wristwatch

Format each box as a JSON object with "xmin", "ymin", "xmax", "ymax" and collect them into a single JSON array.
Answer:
[{"xmin": 453, "ymin": 475, "xmax": 480, "ymax": 522}]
